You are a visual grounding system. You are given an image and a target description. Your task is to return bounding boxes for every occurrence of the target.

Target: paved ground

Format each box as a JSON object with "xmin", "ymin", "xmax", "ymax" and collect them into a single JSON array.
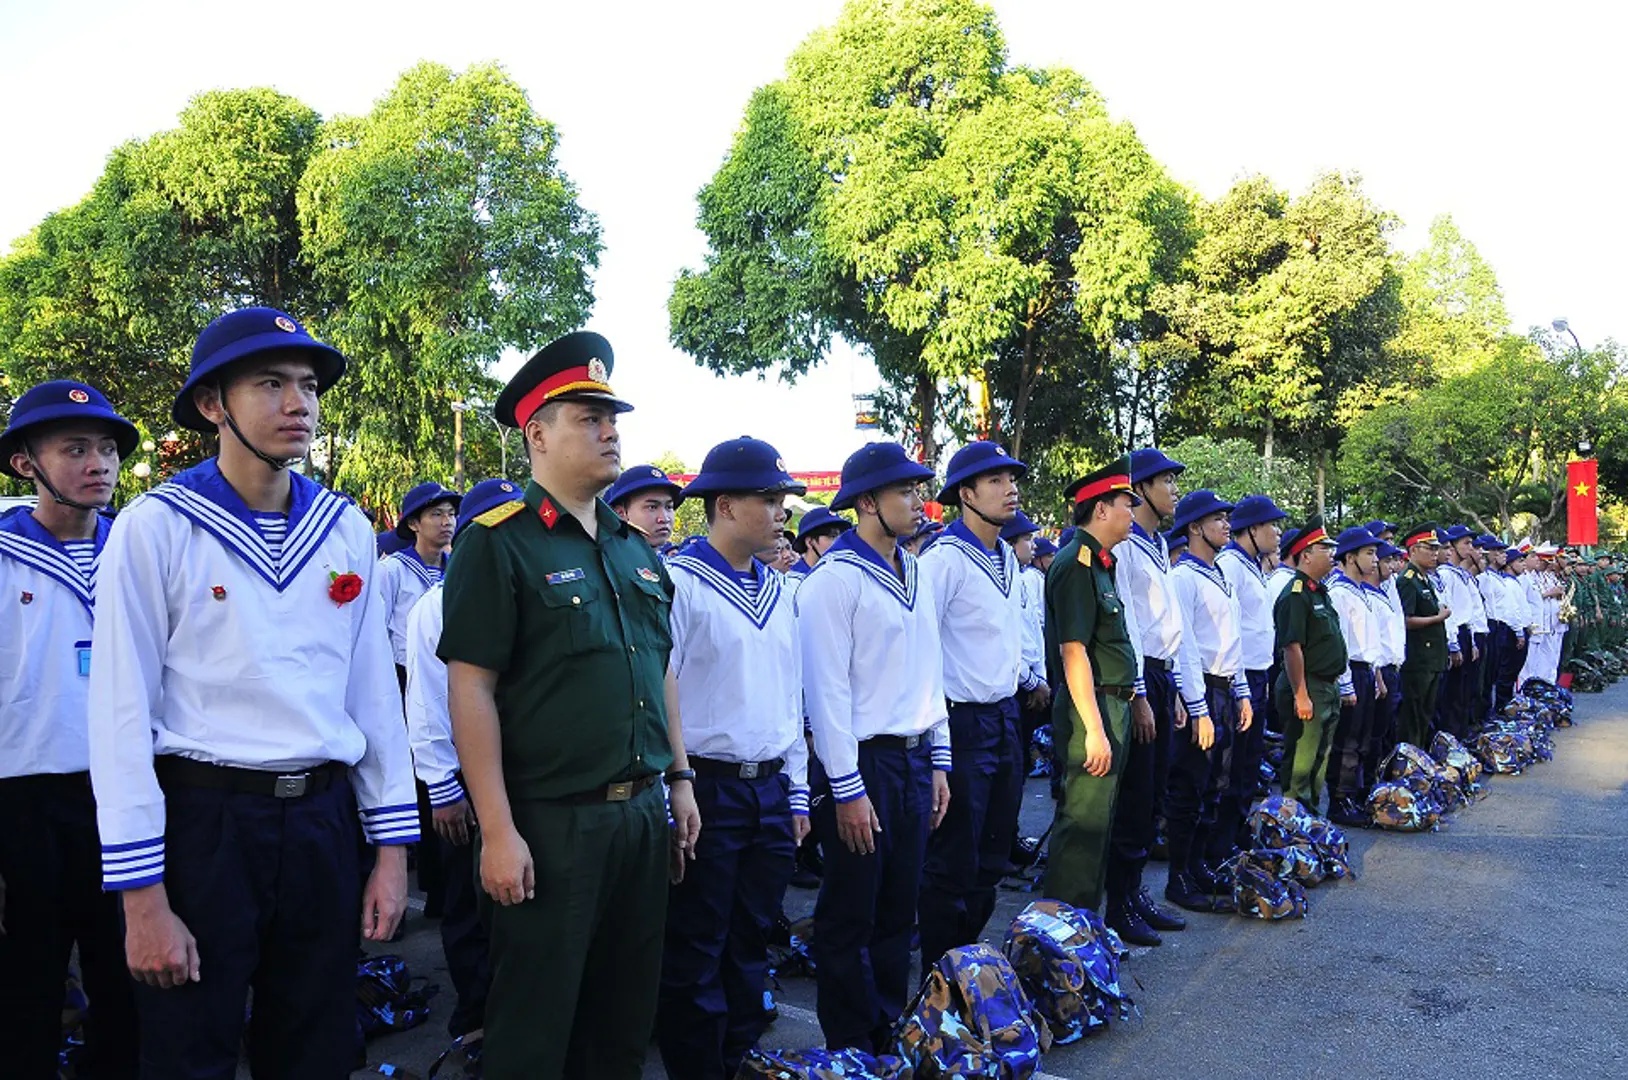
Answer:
[{"xmin": 347, "ymin": 684, "xmax": 1628, "ymax": 1079}]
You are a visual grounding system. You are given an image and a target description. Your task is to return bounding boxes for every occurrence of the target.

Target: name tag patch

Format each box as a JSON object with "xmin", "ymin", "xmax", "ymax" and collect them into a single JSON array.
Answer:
[
  {"xmin": 545, "ymin": 568, "xmax": 585, "ymax": 585},
  {"xmin": 637, "ymin": 567, "xmax": 661, "ymax": 583},
  {"xmin": 75, "ymin": 639, "xmax": 92, "ymax": 677}
]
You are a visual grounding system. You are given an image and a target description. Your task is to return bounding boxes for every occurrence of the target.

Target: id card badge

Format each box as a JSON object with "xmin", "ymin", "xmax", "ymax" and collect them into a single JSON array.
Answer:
[{"xmin": 74, "ymin": 639, "xmax": 92, "ymax": 677}]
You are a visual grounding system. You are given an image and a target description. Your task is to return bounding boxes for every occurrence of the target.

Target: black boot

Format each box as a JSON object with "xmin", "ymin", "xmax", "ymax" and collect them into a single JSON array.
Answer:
[
  {"xmin": 1132, "ymin": 862, "xmax": 1187, "ymax": 932},
  {"xmin": 1328, "ymin": 795, "xmax": 1371, "ymax": 829},
  {"xmin": 1189, "ymin": 822, "xmax": 1234, "ymax": 912},
  {"xmin": 1163, "ymin": 829, "xmax": 1214, "ymax": 913},
  {"xmin": 1106, "ymin": 894, "xmax": 1162, "ymax": 947}
]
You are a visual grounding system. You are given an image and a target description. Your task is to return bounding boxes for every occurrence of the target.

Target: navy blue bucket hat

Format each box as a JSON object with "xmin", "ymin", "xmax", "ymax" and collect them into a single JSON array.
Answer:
[
  {"xmin": 1129, "ymin": 447, "xmax": 1185, "ymax": 485},
  {"xmin": 1170, "ymin": 490, "xmax": 1236, "ymax": 536},
  {"xmin": 681, "ymin": 437, "xmax": 806, "ymax": 501},
  {"xmin": 1334, "ymin": 526, "xmax": 1381, "ymax": 560},
  {"xmin": 1231, "ymin": 494, "xmax": 1289, "ymax": 532},
  {"xmin": 831, "ymin": 443, "xmax": 934, "ymax": 512},
  {"xmin": 1, "ymin": 380, "xmax": 139, "ymax": 478},
  {"xmin": 1000, "ymin": 510, "xmax": 1041, "ymax": 542},
  {"xmin": 455, "ymin": 478, "xmax": 525, "ymax": 541},
  {"xmin": 395, "ymin": 481, "xmax": 464, "ymax": 540},
  {"xmin": 604, "ymin": 464, "xmax": 685, "ymax": 509},
  {"xmin": 793, "ymin": 506, "xmax": 852, "ymax": 552},
  {"xmin": 937, "ymin": 440, "xmax": 1026, "ymax": 507},
  {"xmin": 173, "ymin": 308, "xmax": 345, "ymax": 433}
]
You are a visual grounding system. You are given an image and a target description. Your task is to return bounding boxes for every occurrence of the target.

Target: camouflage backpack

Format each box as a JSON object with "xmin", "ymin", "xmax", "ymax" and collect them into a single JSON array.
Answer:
[
  {"xmin": 735, "ymin": 1048, "xmax": 908, "ymax": 1079},
  {"xmin": 356, "ymin": 955, "xmax": 437, "ymax": 1038},
  {"xmin": 1228, "ymin": 851, "xmax": 1309, "ymax": 919},
  {"xmin": 1367, "ymin": 781, "xmax": 1442, "ymax": 831},
  {"xmin": 891, "ymin": 943, "xmax": 1050, "ymax": 1079},
  {"xmin": 1474, "ymin": 730, "xmax": 1524, "ymax": 774},
  {"xmin": 1245, "ymin": 796, "xmax": 1353, "ymax": 885},
  {"xmin": 1002, "ymin": 901, "xmax": 1132, "ymax": 1046},
  {"xmin": 1383, "ymin": 743, "xmax": 1450, "ymax": 808},
  {"xmin": 1430, "ymin": 732, "xmax": 1484, "ymax": 792}
]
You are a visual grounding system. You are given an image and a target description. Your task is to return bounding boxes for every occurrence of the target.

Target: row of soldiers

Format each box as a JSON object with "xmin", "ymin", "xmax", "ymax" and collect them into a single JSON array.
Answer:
[{"xmin": 0, "ymin": 311, "xmax": 1601, "ymax": 1080}]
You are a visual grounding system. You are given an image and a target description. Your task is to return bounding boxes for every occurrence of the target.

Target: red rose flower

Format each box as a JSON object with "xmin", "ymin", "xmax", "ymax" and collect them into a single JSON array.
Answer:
[{"xmin": 328, "ymin": 571, "xmax": 364, "ymax": 606}]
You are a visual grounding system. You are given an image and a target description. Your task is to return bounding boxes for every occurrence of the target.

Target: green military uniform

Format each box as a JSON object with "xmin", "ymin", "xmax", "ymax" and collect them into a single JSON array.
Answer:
[
  {"xmin": 1043, "ymin": 529, "xmax": 1139, "ymax": 912},
  {"xmin": 438, "ymin": 479, "xmax": 675, "ymax": 1080},
  {"xmin": 1394, "ymin": 560, "xmax": 1448, "ymax": 748},
  {"xmin": 1273, "ymin": 569, "xmax": 1348, "ymax": 805}
]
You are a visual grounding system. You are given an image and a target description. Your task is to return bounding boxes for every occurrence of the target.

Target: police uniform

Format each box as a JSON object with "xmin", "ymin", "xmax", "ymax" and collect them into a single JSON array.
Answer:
[
  {"xmin": 1218, "ymin": 495, "xmax": 1288, "ymax": 835},
  {"xmin": 1272, "ymin": 521, "xmax": 1348, "ymax": 806},
  {"xmin": 405, "ymin": 480, "xmax": 521, "ymax": 1045},
  {"xmin": 437, "ymin": 333, "xmax": 674, "ymax": 1080},
  {"xmin": 796, "ymin": 442, "xmax": 950, "ymax": 1053},
  {"xmin": 88, "ymin": 309, "xmax": 420, "ymax": 1076},
  {"xmin": 0, "ymin": 381, "xmax": 140, "ymax": 1079},
  {"xmin": 1166, "ymin": 491, "xmax": 1250, "ymax": 912},
  {"xmin": 655, "ymin": 439, "xmax": 809, "ymax": 1080},
  {"xmin": 1393, "ymin": 525, "xmax": 1449, "ymax": 749},
  {"xmin": 918, "ymin": 443, "xmax": 1036, "ymax": 969},
  {"xmin": 1325, "ymin": 529, "xmax": 1384, "ymax": 823},
  {"xmin": 1043, "ymin": 459, "xmax": 1141, "ymax": 913}
]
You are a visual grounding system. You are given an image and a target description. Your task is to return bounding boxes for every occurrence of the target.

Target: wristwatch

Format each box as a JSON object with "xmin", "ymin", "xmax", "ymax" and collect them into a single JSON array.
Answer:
[{"xmin": 665, "ymin": 768, "xmax": 696, "ymax": 784}]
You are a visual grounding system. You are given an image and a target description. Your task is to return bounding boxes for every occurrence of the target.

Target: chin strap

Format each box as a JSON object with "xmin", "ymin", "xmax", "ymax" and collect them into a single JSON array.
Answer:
[
  {"xmin": 962, "ymin": 502, "xmax": 1009, "ymax": 531},
  {"xmin": 23, "ymin": 445, "xmax": 105, "ymax": 512},
  {"xmin": 221, "ymin": 402, "xmax": 297, "ymax": 472}
]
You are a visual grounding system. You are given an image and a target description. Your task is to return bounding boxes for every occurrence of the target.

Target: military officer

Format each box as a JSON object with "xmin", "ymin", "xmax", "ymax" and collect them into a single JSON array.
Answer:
[
  {"xmin": 1395, "ymin": 524, "xmax": 1452, "ymax": 748},
  {"xmin": 605, "ymin": 463, "xmax": 684, "ymax": 552},
  {"xmin": 439, "ymin": 332, "xmax": 700, "ymax": 1080},
  {"xmin": 1043, "ymin": 457, "xmax": 1142, "ymax": 916},
  {"xmin": 1272, "ymin": 518, "xmax": 1347, "ymax": 806},
  {"xmin": 0, "ymin": 380, "xmax": 141, "ymax": 1079}
]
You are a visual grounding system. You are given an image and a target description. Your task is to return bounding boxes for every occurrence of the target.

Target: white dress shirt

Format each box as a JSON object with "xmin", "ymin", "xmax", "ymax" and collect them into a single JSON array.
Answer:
[
  {"xmin": 1429, "ymin": 568, "xmax": 1466, "ymax": 655},
  {"xmin": 404, "ymin": 583, "xmax": 465, "ymax": 808},
  {"xmin": 919, "ymin": 520, "xmax": 1035, "ymax": 704},
  {"xmin": 668, "ymin": 540, "xmax": 810, "ymax": 813},
  {"xmin": 1019, "ymin": 564, "xmax": 1047, "ymax": 691},
  {"xmin": 377, "ymin": 546, "xmax": 444, "ymax": 667},
  {"xmin": 1267, "ymin": 564, "xmax": 1298, "ymax": 603},
  {"xmin": 0, "ymin": 509, "xmax": 108, "ymax": 777},
  {"xmin": 88, "ymin": 460, "xmax": 419, "ymax": 891},
  {"xmin": 1218, "ymin": 541, "xmax": 1275, "ymax": 672},
  {"xmin": 1328, "ymin": 570, "xmax": 1382, "ymax": 696},
  {"xmin": 1364, "ymin": 581, "xmax": 1406, "ymax": 668},
  {"xmin": 795, "ymin": 530, "xmax": 950, "ymax": 804},
  {"xmin": 1116, "ymin": 522, "xmax": 1183, "ymax": 699},
  {"xmin": 1170, "ymin": 553, "xmax": 1250, "ymax": 716},
  {"xmin": 1444, "ymin": 563, "xmax": 1489, "ymax": 634}
]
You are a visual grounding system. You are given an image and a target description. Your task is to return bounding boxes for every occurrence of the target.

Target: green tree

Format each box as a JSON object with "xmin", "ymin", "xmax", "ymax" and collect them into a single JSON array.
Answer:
[
  {"xmin": 1385, "ymin": 214, "xmax": 1508, "ymax": 385},
  {"xmin": 299, "ymin": 62, "xmax": 600, "ymax": 507},
  {"xmin": 1165, "ymin": 435, "xmax": 1315, "ymax": 514}
]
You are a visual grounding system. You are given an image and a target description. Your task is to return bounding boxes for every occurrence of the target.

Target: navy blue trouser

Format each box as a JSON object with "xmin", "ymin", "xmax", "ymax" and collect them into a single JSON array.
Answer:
[
  {"xmin": 1233, "ymin": 669, "xmax": 1270, "ymax": 804},
  {"xmin": 0, "ymin": 774, "xmax": 139, "ymax": 1080},
  {"xmin": 132, "ymin": 772, "xmax": 363, "ymax": 1080},
  {"xmin": 1365, "ymin": 663, "xmax": 1402, "ymax": 785},
  {"xmin": 812, "ymin": 739, "xmax": 933, "ymax": 1053},
  {"xmin": 1470, "ymin": 632, "xmax": 1491, "ymax": 730},
  {"xmin": 1108, "ymin": 660, "xmax": 1177, "ymax": 878},
  {"xmin": 1491, "ymin": 622, "xmax": 1525, "ymax": 716},
  {"xmin": 1165, "ymin": 682, "xmax": 1237, "ymax": 861},
  {"xmin": 658, "ymin": 772, "xmax": 796, "ymax": 1080},
  {"xmin": 919, "ymin": 697, "xmax": 1022, "ymax": 968},
  {"xmin": 1329, "ymin": 662, "xmax": 1377, "ymax": 802},
  {"xmin": 437, "ymin": 822, "xmax": 489, "ymax": 1038}
]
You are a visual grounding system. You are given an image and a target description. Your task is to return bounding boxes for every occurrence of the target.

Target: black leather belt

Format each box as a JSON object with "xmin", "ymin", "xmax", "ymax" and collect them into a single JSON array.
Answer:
[
  {"xmin": 1146, "ymin": 657, "xmax": 1175, "ymax": 671},
  {"xmin": 155, "ymin": 756, "xmax": 345, "ymax": 798},
  {"xmin": 1349, "ymin": 660, "xmax": 1372, "ymax": 671},
  {"xmin": 1203, "ymin": 673, "xmax": 1234, "ymax": 690},
  {"xmin": 691, "ymin": 756, "xmax": 784, "ymax": 780},
  {"xmin": 545, "ymin": 773, "xmax": 660, "ymax": 805},
  {"xmin": 1101, "ymin": 685, "xmax": 1136, "ymax": 701},
  {"xmin": 0, "ymin": 770, "xmax": 92, "ymax": 792},
  {"xmin": 865, "ymin": 734, "xmax": 925, "ymax": 750}
]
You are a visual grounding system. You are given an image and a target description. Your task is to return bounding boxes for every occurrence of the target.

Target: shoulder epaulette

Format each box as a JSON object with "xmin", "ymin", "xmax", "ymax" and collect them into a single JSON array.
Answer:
[
  {"xmin": 625, "ymin": 518, "xmax": 650, "ymax": 538},
  {"xmin": 473, "ymin": 501, "xmax": 524, "ymax": 528},
  {"xmin": 1403, "ymin": 568, "xmax": 1416, "ymax": 579},
  {"xmin": 1292, "ymin": 580, "xmax": 1303, "ymax": 594}
]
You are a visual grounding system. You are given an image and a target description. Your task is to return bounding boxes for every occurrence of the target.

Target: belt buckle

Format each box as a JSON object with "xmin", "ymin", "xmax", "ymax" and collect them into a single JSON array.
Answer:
[
  {"xmin": 273, "ymin": 774, "xmax": 308, "ymax": 798},
  {"xmin": 606, "ymin": 781, "xmax": 634, "ymax": 802},
  {"xmin": 739, "ymin": 761, "xmax": 760, "ymax": 779},
  {"xmin": 904, "ymin": 734, "xmax": 922, "ymax": 750}
]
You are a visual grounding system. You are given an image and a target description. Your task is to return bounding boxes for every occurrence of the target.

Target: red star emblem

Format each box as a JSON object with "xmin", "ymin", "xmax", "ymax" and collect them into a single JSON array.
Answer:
[
  {"xmin": 1307, "ymin": 580, "xmax": 1319, "ymax": 592},
  {"xmin": 537, "ymin": 498, "xmax": 559, "ymax": 529},
  {"xmin": 1098, "ymin": 550, "xmax": 1113, "ymax": 569}
]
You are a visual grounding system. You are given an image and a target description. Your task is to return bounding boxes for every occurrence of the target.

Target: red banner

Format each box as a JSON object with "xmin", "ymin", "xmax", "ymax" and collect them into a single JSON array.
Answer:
[{"xmin": 1568, "ymin": 459, "xmax": 1598, "ymax": 546}]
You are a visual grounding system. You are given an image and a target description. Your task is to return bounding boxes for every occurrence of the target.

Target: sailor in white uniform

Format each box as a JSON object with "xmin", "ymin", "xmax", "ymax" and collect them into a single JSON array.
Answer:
[
  {"xmin": 785, "ymin": 505, "xmax": 852, "ymax": 599},
  {"xmin": 88, "ymin": 308, "xmax": 418, "ymax": 1077},
  {"xmin": 0, "ymin": 380, "xmax": 141, "ymax": 1079},
  {"xmin": 796, "ymin": 441, "xmax": 950, "ymax": 1055}
]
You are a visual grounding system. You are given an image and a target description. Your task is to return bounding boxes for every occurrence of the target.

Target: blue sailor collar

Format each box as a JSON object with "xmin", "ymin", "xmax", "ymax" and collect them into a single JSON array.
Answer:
[
  {"xmin": 1174, "ymin": 550, "xmax": 1231, "ymax": 593},
  {"xmin": 668, "ymin": 538, "xmax": 783, "ymax": 630},
  {"xmin": 822, "ymin": 527, "xmax": 919, "ymax": 609},
  {"xmin": 786, "ymin": 559, "xmax": 813, "ymax": 579},
  {"xmin": 147, "ymin": 459, "xmax": 349, "ymax": 592},
  {"xmin": 389, "ymin": 545, "xmax": 444, "ymax": 589},
  {"xmin": 1220, "ymin": 540, "xmax": 1266, "ymax": 582},
  {"xmin": 0, "ymin": 508, "xmax": 109, "ymax": 615},
  {"xmin": 1129, "ymin": 521, "xmax": 1169, "ymax": 571},
  {"xmin": 940, "ymin": 518, "xmax": 1015, "ymax": 597}
]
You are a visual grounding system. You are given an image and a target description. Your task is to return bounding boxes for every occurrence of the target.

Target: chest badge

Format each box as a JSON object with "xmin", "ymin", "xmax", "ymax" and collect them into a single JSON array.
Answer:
[
  {"xmin": 545, "ymin": 568, "xmax": 585, "ymax": 585},
  {"xmin": 20, "ymin": 591, "xmax": 32, "ymax": 605},
  {"xmin": 637, "ymin": 566, "xmax": 660, "ymax": 583}
]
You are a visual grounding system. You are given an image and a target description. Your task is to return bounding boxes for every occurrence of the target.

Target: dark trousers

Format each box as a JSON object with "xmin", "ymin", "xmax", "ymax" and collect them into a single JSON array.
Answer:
[
  {"xmin": 1470, "ymin": 632, "xmax": 1492, "ymax": 733},
  {"xmin": 1234, "ymin": 669, "xmax": 1270, "ymax": 804},
  {"xmin": 1365, "ymin": 664, "xmax": 1403, "ymax": 786},
  {"xmin": 1482, "ymin": 626, "xmax": 1505, "ymax": 725},
  {"xmin": 1046, "ymin": 693, "xmax": 1131, "ymax": 912},
  {"xmin": 1277, "ymin": 673, "xmax": 1341, "ymax": 808},
  {"xmin": 1165, "ymin": 681, "xmax": 1237, "ymax": 863},
  {"xmin": 658, "ymin": 773, "xmax": 796, "ymax": 1080},
  {"xmin": 919, "ymin": 697, "xmax": 1023, "ymax": 968},
  {"xmin": 1443, "ymin": 628, "xmax": 1478, "ymax": 741},
  {"xmin": 0, "ymin": 774, "xmax": 138, "ymax": 1080},
  {"xmin": 1107, "ymin": 661, "xmax": 1176, "ymax": 879},
  {"xmin": 437, "ymin": 825, "xmax": 489, "ymax": 1038},
  {"xmin": 812, "ymin": 739, "xmax": 933, "ymax": 1053},
  {"xmin": 481, "ymin": 782, "xmax": 668, "ymax": 1080},
  {"xmin": 1328, "ymin": 663, "xmax": 1377, "ymax": 802},
  {"xmin": 133, "ymin": 774, "xmax": 361, "ymax": 1080},
  {"xmin": 399, "ymin": 665, "xmax": 445, "ymax": 915},
  {"xmin": 1399, "ymin": 664, "xmax": 1442, "ymax": 749},
  {"xmin": 1491, "ymin": 622, "xmax": 1524, "ymax": 716}
]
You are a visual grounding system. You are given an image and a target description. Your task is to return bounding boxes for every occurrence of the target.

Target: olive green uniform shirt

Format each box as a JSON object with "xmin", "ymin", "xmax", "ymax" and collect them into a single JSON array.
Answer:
[
  {"xmin": 1394, "ymin": 563, "xmax": 1448, "ymax": 674},
  {"xmin": 1044, "ymin": 530, "xmax": 1139, "ymax": 701},
  {"xmin": 1273, "ymin": 569, "xmax": 1348, "ymax": 680},
  {"xmin": 438, "ymin": 480, "xmax": 674, "ymax": 800}
]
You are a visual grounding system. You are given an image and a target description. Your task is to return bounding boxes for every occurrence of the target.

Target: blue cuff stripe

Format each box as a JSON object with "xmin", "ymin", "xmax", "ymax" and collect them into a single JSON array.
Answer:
[
  {"xmin": 360, "ymin": 802, "xmax": 419, "ymax": 818},
  {"xmin": 931, "ymin": 746, "xmax": 953, "ymax": 771},
  {"xmin": 103, "ymin": 839, "xmax": 165, "ymax": 889},
  {"xmin": 789, "ymin": 788, "xmax": 810, "ymax": 815},
  {"xmin": 1133, "ymin": 676, "xmax": 1147, "ymax": 696},
  {"xmin": 829, "ymin": 770, "xmax": 867, "ymax": 802},
  {"xmin": 426, "ymin": 780, "xmax": 466, "ymax": 808}
]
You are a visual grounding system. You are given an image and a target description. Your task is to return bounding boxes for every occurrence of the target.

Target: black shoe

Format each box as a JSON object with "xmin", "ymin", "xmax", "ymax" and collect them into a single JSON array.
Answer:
[
  {"xmin": 1106, "ymin": 899, "xmax": 1162, "ymax": 947},
  {"xmin": 1190, "ymin": 858, "xmax": 1225, "ymax": 896},
  {"xmin": 1133, "ymin": 887, "xmax": 1186, "ymax": 931},
  {"xmin": 790, "ymin": 867, "xmax": 821, "ymax": 890},
  {"xmin": 1328, "ymin": 797, "xmax": 1371, "ymax": 829},
  {"xmin": 1164, "ymin": 872, "xmax": 1217, "ymax": 913}
]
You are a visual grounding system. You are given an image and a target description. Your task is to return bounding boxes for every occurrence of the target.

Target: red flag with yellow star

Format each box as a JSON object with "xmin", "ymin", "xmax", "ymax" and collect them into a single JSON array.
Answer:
[{"xmin": 1568, "ymin": 459, "xmax": 1598, "ymax": 545}]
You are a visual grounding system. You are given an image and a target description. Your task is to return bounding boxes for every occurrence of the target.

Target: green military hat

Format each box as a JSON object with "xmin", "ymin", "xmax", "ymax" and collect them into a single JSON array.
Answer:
[
  {"xmin": 495, "ymin": 330, "xmax": 633, "ymax": 428},
  {"xmin": 1063, "ymin": 454, "xmax": 1141, "ymax": 510}
]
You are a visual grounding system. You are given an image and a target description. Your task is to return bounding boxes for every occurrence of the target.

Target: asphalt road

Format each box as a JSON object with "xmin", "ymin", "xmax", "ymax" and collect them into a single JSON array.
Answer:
[{"xmin": 345, "ymin": 684, "xmax": 1628, "ymax": 1079}]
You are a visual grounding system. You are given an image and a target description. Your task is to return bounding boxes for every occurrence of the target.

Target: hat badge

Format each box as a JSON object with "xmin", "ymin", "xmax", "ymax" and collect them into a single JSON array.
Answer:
[
  {"xmin": 588, "ymin": 357, "xmax": 609, "ymax": 384},
  {"xmin": 775, "ymin": 458, "xmax": 787, "ymax": 471},
  {"xmin": 653, "ymin": 468, "xmax": 666, "ymax": 479},
  {"xmin": 501, "ymin": 481, "xmax": 515, "ymax": 492},
  {"xmin": 274, "ymin": 316, "xmax": 298, "ymax": 333},
  {"xmin": 67, "ymin": 388, "xmax": 90, "ymax": 403}
]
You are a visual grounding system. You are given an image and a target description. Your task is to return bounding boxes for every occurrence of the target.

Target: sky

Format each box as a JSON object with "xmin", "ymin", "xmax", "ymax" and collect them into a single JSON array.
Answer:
[{"xmin": 2, "ymin": 0, "xmax": 1623, "ymax": 473}]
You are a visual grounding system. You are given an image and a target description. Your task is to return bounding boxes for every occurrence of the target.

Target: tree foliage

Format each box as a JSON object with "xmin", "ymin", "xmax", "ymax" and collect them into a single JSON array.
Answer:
[{"xmin": 1165, "ymin": 435, "xmax": 1315, "ymax": 515}]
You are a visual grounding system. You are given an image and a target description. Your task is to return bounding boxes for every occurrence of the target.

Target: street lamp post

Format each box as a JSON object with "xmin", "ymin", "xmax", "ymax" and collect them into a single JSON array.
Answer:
[
  {"xmin": 1552, "ymin": 317, "xmax": 1583, "ymax": 353},
  {"xmin": 451, "ymin": 401, "xmax": 509, "ymax": 482}
]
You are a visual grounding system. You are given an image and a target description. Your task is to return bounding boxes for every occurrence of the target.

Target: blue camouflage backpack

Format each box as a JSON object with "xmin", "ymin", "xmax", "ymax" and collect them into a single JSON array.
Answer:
[
  {"xmin": 891, "ymin": 943, "xmax": 1050, "ymax": 1078},
  {"xmin": 1367, "ymin": 781, "xmax": 1442, "ymax": 831},
  {"xmin": 1001, "ymin": 901, "xmax": 1133, "ymax": 1045},
  {"xmin": 1245, "ymin": 796, "xmax": 1353, "ymax": 885},
  {"xmin": 734, "ymin": 1048, "xmax": 909, "ymax": 1079},
  {"xmin": 1227, "ymin": 851, "xmax": 1310, "ymax": 919}
]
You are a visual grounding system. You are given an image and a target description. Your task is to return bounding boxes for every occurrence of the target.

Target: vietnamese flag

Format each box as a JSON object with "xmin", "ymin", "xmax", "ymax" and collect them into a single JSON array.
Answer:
[{"xmin": 1568, "ymin": 459, "xmax": 1598, "ymax": 546}]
